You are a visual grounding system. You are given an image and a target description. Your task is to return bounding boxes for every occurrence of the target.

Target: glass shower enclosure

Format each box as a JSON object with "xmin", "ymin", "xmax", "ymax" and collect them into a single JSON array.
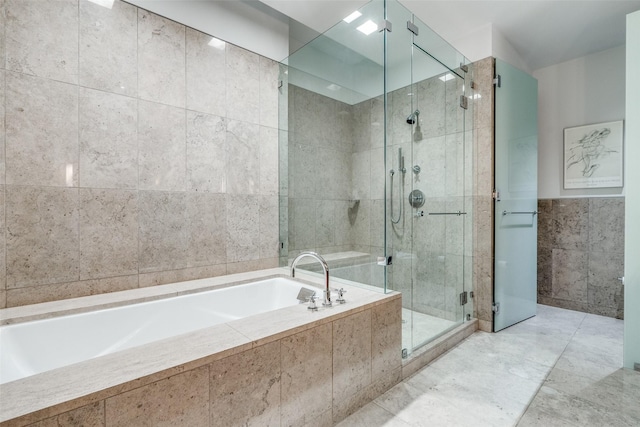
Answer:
[{"xmin": 279, "ymin": 0, "xmax": 474, "ymax": 356}]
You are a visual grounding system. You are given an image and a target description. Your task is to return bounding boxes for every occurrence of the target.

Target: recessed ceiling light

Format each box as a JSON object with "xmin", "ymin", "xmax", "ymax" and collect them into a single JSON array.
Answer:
[
  {"xmin": 208, "ymin": 37, "xmax": 226, "ymax": 50},
  {"xmin": 357, "ymin": 20, "xmax": 378, "ymax": 35},
  {"xmin": 439, "ymin": 73, "xmax": 454, "ymax": 82},
  {"xmin": 343, "ymin": 11, "xmax": 362, "ymax": 24}
]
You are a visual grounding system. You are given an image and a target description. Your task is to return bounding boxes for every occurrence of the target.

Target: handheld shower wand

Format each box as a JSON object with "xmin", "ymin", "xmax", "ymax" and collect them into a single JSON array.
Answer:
[{"xmin": 390, "ymin": 147, "xmax": 406, "ymax": 224}]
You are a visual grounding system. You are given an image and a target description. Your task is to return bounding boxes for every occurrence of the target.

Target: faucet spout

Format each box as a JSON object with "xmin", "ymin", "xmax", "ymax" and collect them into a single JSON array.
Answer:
[{"xmin": 290, "ymin": 252, "xmax": 331, "ymax": 307}]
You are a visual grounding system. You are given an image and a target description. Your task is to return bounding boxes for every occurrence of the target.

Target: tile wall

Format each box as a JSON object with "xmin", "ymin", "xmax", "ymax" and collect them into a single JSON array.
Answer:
[
  {"xmin": 0, "ymin": 0, "xmax": 281, "ymax": 308},
  {"xmin": 537, "ymin": 197, "xmax": 625, "ymax": 318}
]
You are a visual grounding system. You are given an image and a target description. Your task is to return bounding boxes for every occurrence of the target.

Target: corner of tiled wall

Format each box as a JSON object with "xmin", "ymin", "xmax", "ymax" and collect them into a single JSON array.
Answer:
[
  {"xmin": 0, "ymin": 0, "xmax": 281, "ymax": 308},
  {"xmin": 471, "ymin": 57, "xmax": 495, "ymax": 332}
]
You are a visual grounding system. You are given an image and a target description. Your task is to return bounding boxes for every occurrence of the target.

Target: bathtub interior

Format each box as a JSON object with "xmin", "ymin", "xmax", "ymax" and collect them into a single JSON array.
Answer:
[{"xmin": 0, "ymin": 277, "xmax": 317, "ymax": 385}]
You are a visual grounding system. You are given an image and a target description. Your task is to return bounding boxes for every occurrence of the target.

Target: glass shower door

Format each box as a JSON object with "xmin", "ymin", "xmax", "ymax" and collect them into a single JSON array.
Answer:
[{"xmin": 403, "ymin": 44, "xmax": 470, "ymax": 351}]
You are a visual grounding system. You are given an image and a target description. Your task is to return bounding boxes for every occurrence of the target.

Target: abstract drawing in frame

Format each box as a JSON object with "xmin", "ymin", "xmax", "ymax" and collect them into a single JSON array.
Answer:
[{"xmin": 564, "ymin": 120, "xmax": 624, "ymax": 189}]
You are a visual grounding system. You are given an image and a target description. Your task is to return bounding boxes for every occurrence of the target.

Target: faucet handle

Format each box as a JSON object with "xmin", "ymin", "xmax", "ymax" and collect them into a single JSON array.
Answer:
[
  {"xmin": 332, "ymin": 287, "xmax": 347, "ymax": 304},
  {"xmin": 307, "ymin": 294, "xmax": 319, "ymax": 311}
]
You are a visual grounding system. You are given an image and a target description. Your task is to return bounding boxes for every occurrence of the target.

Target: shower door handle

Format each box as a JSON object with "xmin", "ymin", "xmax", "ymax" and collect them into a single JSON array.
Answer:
[{"xmin": 377, "ymin": 256, "xmax": 392, "ymax": 266}]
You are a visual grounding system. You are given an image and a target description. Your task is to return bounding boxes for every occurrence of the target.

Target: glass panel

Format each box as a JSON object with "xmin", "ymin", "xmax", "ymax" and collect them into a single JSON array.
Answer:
[
  {"xmin": 278, "ymin": 1, "xmax": 388, "ymax": 292},
  {"xmin": 493, "ymin": 58, "xmax": 538, "ymax": 332}
]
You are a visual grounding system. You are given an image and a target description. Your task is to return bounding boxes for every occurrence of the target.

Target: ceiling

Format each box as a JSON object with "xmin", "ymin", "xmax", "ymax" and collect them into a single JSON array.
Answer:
[{"xmin": 262, "ymin": 0, "xmax": 640, "ymax": 71}]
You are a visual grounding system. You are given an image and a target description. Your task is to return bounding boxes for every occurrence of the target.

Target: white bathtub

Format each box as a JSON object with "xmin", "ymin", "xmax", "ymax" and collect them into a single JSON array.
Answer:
[{"xmin": 0, "ymin": 277, "xmax": 317, "ymax": 385}]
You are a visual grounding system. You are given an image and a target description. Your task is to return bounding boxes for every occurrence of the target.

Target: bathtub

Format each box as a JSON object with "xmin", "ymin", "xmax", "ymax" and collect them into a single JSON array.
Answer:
[
  {"xmin": 0, "ymin": 268, "xmax": 402, "ymax": 426},
  {"xmin": 0, "ymin": 277, "xmax": 317, "ymax": 385}
]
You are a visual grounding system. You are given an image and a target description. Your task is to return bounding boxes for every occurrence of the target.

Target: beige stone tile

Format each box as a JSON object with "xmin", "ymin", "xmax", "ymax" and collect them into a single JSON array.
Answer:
[
  {"xmin": 372, "ymin": 298, "xmax": 402, "ymax": 381},
  {"xmin": 106, "ymin": 366, "xmax": 209, "ymax": 426},
  {"xmin": 209, "ymin": 341, "xmax": 281, "ymax": 427},
  {"xmin": 260, "ymin": 56, "xmax": 279, "ymax": 129},
  {"xmin": 226, "ymin": 194, "xmax": 260, "ymax": 262},
  {"xmin": 6, "ymin": 186, "xmax": 79, "ymax": 288},
  {"xmin": 259, "ymin": 196, "xmax": 279, "ymax": 259},
  {"xmin": 226, "ymin": 119, "xmax": 260, "ymax": 195},
  {"xmin": 0, "ymin": 0, "xmax": 5, "ymax": 69},
  {"xmin": 6, "ymin": 72, "xmax": 78, "ymax": 187},
  {"xmin": 138, "ymin": 100, "xmax": 186, "ymax": 191},
  {"xmin": 552, "ymin": 249, "xmax": 588, "ymax": 303},
  {"xmin": 186, "ymin": 192, "xmax": 226, "ymax": 267},
  {"xmin": 138, "ymin": 264, "xmax": 227, "ymax": 288},
  {"xmin": 186, "ymin": 28, "xmax": 225, "ymax": 117},
  {"xmin": 5, "ymin": 0, "xmax": 78, "ymax": 84},
  {"xmin": 79, "ymin": 88, "xmax": 137, "ymax": 189},
  {"xmin": 6, "ymin": 275, "xmax": 139, "ymax": 307},
  {"xmin": 225, "ymin": 258, "xmax": 278, "ymax": 275},
  {"xmin": 29, "ymin": 401, "xmax": 105, "ymax": 427},
  {"xmin": 137, "ymin": 9, "xmax": 185, "ymax": 108},
  {"xmin": 79, "ymin": 189, "xmax": 138, "ymax": 280},
  {"xmin": 333, "ymin": 309, "xmax": 372, "ymax": 403},
  {"xmin": 0, "ymin": 186, "xmax": 5, "ymax": 293},
  {"xmin": 259, "ymin": 125, "xmax": 279, "ymax": 196},
  {"xmin": 79, "ymin": 0, "xmax": 137, "ymax": 96},
  {"xmin": 281, "ymin": 322, "xmax": 333, "ymax": 427},
  {"xmin": 186, "ymin": 111, "xmax": 226, "ymax": 193},
  {"xmin": 138, "ymin": 191, "xmax": 187, "ymax": 273},
  {"xmin": 588, "ymin": 197, "xmax": 624, "ymax": 254},
  {"xmin": 226, "ymin": 44, "xmax": 259, "ymax": 125},
  {"xmin": 0, "ymin": 70, "xmax": 5, "ymax": 184}
]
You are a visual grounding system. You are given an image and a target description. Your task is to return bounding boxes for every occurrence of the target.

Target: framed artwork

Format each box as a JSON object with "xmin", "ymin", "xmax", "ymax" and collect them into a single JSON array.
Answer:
[{"xmin": 563, "ymin": 120, "xmax": 624, "ymax": 189}]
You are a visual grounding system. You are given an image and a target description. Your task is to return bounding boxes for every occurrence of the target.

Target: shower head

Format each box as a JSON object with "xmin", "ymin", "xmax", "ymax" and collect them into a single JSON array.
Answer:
[{"xmin": 406, "ymin": 110, "xmax": 420, "ymax": 125}]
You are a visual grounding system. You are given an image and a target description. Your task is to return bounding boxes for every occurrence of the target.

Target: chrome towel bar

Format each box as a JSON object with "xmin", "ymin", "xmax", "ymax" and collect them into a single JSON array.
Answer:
[{"xmin": 502, "ymin": 210, "xmax": 537, "ymax": 216}]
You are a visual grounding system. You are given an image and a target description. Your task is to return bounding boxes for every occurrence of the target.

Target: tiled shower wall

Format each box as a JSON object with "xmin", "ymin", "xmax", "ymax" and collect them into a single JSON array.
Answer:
[
  {"xmin": 537, "ymin": 197, "xmax": 625, "ymax": 319},
  {"xmin": 0, "ymin": 0, "xmax": 280, "ymax": 308}
]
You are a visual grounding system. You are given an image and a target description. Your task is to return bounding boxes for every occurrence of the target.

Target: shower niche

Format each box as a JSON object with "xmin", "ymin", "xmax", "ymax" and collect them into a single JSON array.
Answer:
[{"xmin": 279, "ymin": 0, "xmax": 474, "ymax": 356}]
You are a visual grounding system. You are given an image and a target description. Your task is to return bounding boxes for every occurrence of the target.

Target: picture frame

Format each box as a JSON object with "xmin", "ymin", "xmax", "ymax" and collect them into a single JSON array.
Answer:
[{"xmin": 563, "ymin": 120, "xmax": 624, "ymax": 189}]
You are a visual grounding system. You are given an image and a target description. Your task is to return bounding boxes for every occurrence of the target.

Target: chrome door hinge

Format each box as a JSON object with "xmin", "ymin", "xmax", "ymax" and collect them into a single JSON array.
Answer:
[
  {"xmin": 459, "ymin": 95, "xmax": 468, "ymax": 110},
  {"xmin": 407, "ymin": 21, "xmax": 419, "ymax": 36},
  {"xmin": 492, "ymin": 189, "xmax": 501, "ymax": 201},
  {"xmin": 380, "ymin": 19, "xmax": 392, "ymax": 32},
  {"xmin": 459, "ymin": 291, "xmax": 468, "ymax": 306},
  {"xmin": 493, "ymin": 74, "xmax": 501, "ymax": 87},
  {"xmin": 402, "ymin": 348, "xmax": 408, "ymax": 359},
  {"xmin": 460, "ymin": 63, "xmax": 468, "ymax": 73},
  {"xmin": 492, "ymin": 302, "xmax": 500, "ymax": 314},
  {"xmin": 377, "ymin": 256, "xmax": 393, "ymax": 266}
]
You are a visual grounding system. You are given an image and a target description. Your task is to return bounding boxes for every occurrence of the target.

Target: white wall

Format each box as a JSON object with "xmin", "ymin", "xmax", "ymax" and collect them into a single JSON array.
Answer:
[
  {"xmin": 624, "ymin": 10, "xmax": 640, "ymax": 371},
  {"xmin": 534, "ymin": 46, "xmax": 626, "ymax": 199}
]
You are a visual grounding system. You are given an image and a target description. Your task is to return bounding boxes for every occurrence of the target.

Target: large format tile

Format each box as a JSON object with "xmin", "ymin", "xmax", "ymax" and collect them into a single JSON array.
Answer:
[
  {"xmin": 226, "ymin": 194, "xmax": 260, "ymax": 262},
  {"xmin": 259, "ymin": 56, "xmax": 279, "ymax": 129},
  {"xmin": 226, "ymin": 119, "xmax": 260, "ymax": 195},
  {"xmin": 333, "ymin": 310, "xmax": 372, "ymax": 404},
  {"xmin": 138, "ymin": 9, "xmax": 185, "ymax": 107},
  {"xmin": 5, "ymin": 0, "xmax": 78, "ymax": 84},
  {"xmin": 33, "ymin": 401, "xmax": 105, "ymax": 427},
  {"xmin": 259, "ymin": 126, "xmax": 279, "ymax": 196},
  {"xmin": 259, "ymin": 196, "xmax": 279, "ymax": 259},
  {"xmin": 209, "ymin": 341, "xmax": 281, "ymax": 427},
  {"xmin": 138, "ymin": 191, "xmax": 187, "ymax": 273},
  {"xmin": 6, "ymin": 186, "xmax": 79, "ymax": 288},
  {"xmin": 552, "ymin": 249, "xmax": 588, "ymax": 303},
  {"xmin": 186, "ymin": 28, "xmax": 226, "ymax": 117},
  {"xmin": 0, "ymin": 70, "xmax": 5, "ymax": 184},
  {"xmin": 226, "ymin": 44, "xmax": 260, "ymax": 125},
  {"xmin": 79, "ymin": 88, "xmax": 138, "ymax": 189},
  {"xmin": 186, "ymin": 192, "xmax": 226, "ymax": 267},
  {"xmin": 0, "ymin": 0, "xmax": 5, "ymax": 69},
  {"xmin": 6, "ymin": 72, "xmax": 78, "ymax": 187},
  {"xmin": 79, "ymin": 0, "xmax": 137, "ymax": 96},
  {"xmin": 106, "ymin": 366, "xmax": 209, "ymax": 426},
  {"xmin": 79, "ymin": 189, "xmax": 138, "ymax": 280},
  {"xmin": 588, "ymin": 197, "xmax": 624, "ymax": 254},
  {"xmin": 138, "ymin": 100, "xmax": 186, "ymax": 191},
  {"xmin": 280, "ymin": 323, "xmax": 333, "ymax": 427},
  {"xmin": 553, "ymin": 198, "xmax": 589, "ymax": 251},
  {"xmin": 186, "ymin": 111, "xmax": 226, "ymax": 193}
]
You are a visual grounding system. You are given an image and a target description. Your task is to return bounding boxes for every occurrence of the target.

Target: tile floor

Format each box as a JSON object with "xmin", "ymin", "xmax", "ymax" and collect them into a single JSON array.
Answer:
[
  {"xmin": 338, "ymin": 304, "xmax": 640, "ymax": 426},
  {"xmin": 402, "ymin": 308, "xmax": 457, "ymax": 352}
]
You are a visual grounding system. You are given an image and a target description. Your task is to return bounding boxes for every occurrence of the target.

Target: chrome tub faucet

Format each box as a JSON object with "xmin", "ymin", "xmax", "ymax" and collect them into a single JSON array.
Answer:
[{"xmin": 291, "ymin": 251, "xmax": 332, "ymax": 307}]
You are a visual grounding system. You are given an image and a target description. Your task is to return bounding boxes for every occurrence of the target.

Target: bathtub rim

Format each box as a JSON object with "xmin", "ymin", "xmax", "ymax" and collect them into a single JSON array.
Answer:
[{"xmin": 0, "ymin": 267, "xmax": 399, "ymax": 425}]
